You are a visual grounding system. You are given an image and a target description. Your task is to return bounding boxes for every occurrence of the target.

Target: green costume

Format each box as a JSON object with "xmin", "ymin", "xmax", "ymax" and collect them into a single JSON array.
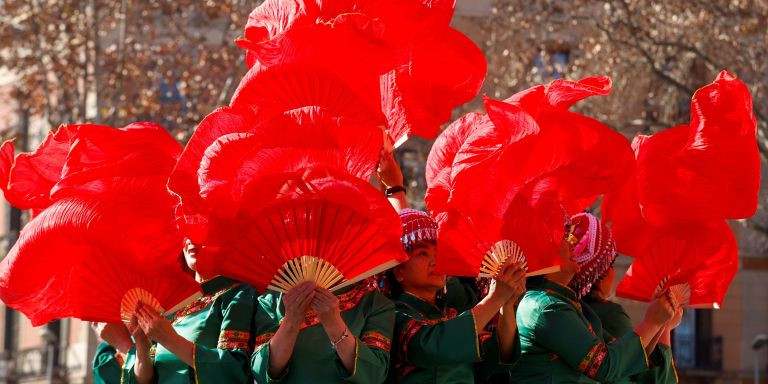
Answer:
[
  {"xmin": 251, "ymin": 279, "xmax": 394, "ymax": 383},
  {"xmin": 120, "ymin": 276, "xmax": 257, "ymax": 384},
  {"xmin": 443, "ymin": 277, "xmax": 479, "ymax": 313},
  {"xmin": 93, "ymin": 342, "xmax": 124, "ymax": 384},
  {"xmin": 583, "ymin": 292, "xmax": 679, "ymax": 384},
  {"xmin": 390, "ymin": 290, "xmax": 520, "ymax": 384},
  {"xmin": 513, "ymin": 278, "xmax": 650, "ymax": 383}
]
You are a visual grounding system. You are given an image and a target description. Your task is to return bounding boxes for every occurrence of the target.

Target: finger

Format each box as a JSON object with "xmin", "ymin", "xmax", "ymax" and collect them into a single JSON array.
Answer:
[{"xmin": 298, "ymin": 291, "xmax": 316, "ymax": 308}]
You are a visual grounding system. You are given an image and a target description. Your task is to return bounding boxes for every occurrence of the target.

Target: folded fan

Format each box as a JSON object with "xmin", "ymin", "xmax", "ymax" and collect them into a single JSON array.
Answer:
[
  {"xmin": 615, "ymin": 222, "xmax": 737, "ymax": 309},
  {"xmin": 198, "ymin": 164, "xmax": 407, "ymax": 293},
  {"xmin": 0, "ymin": 123, "xmax": 201, "ymax": 325}
]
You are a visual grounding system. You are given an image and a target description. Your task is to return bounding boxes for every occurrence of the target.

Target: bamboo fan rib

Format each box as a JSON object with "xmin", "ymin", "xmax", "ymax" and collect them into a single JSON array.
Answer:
[
  {"xmin": 268, "ymin": 256, "xmax": 344, "ymax": 292},
  {"xmin": 120, "ymin": 288, "xmax": 164, "ymax": 324},
  {"xmin": 479, "ymin": 240, "xmax": 528, "ymax": 278}
]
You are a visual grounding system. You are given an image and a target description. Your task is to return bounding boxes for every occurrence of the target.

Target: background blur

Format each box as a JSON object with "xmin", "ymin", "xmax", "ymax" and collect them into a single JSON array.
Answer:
[{"xmin": 0, "ymin": 1, "xmax": 766, "ymax": 383}]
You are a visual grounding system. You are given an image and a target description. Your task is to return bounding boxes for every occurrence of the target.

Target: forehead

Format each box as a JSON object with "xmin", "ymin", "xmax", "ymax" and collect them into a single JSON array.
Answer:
[{"xmin": 408, "ymin": 240, "xmax": 437, "ymax": 251}]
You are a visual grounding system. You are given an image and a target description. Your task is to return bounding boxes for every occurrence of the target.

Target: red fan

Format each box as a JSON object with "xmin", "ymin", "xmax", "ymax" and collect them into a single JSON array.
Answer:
[
  {"xmin": 434, "ymin": 196, "xmax": 562, "ymax": 278},
  {"xmin": 381, "ymin": 28, "xmax": 487, "ymax": 146},
  {"xmin": 235, "ymin": 0, "xmax": 484, "ymax": 145},
  {"xmin": 448, "ymin": 79, "xmax": 631, "ymax": 219},
  {"xmin": 169, "ymin": 105, "xmax": 383, "ymax": 242},
  {"xmin": 196, "ymin": 148, "xmax": 406, "ymax": 292},
  {"xmin": 0, "ymin": 126, "xmax": 77, "ymax": 215},
  {"xmin": 616, "ymin": 222, "xmax": 737, "ymax": 309},
  {"xmin": 0, "ymin": 123, "xmax": 201, "ymax": 325},
  {"xmin": 633, "ymin": 71, "xmax": 759, "ymax": 227}
]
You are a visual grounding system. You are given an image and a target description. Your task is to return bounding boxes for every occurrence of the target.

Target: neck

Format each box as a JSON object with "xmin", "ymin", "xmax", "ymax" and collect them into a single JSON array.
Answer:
[
  {"xmin": 547, "ymin": 270, "xmax": 574, "ymax": 286},
  {"xmin": 195, "ymin": 273, "xmax": 205, "ymax": 283},
  {"xmin": 403, "ymin": 286, "xmax": 439, "ymax": 304}
]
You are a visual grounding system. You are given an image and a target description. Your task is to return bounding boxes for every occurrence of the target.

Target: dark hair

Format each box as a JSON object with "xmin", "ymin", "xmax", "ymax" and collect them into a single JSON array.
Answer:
[{"xmin": 375, "ymin": 269, "xmax": 403, "ymax": 299}]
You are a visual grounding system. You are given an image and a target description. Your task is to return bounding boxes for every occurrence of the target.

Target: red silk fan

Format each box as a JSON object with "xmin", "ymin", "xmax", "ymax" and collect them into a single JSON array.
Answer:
[
  {"xmin": 235, "ymin": 0, "xmax": 485, "ymax": 146},
  {"xmin": 633, "ymin": 71, "xmax": 759, "ymax": 227},
  {"xmin": 0, "ymin": 123, "xmax": 201, "ymax": 325},
  {"xmin": 169, "ymin": 105, "xmax": 383, "ymax": 243},
  {"xmin": 615, "ymin": 222, "xmax": 737, "ymax": 309},
  {"xmin": 447, "ymin": 79, "xmax": 632, "ymax": 219},
  {"xmin": 0, "ymin": 126, "xmax": 77, "ymax": 215},
  {"xmin": 196, "ymin": 147, "xmax": 406, "ymax": 292}
]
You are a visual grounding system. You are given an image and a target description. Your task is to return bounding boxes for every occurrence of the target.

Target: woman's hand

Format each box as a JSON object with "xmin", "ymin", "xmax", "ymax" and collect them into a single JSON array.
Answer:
[
  {"xmin": 376, "ymin": 147, "xmax": 404, "ymax": 190},
  {"xmin": 283, "ymin": 282, "xmax": 316, "ymax": 326},
  {"xmin": 135, "ymin": 303, "xmax": 177, "ymax": 345},
  {"xmin": 91, "ymin": 322, "xmax": 133, "ymax": 353},
  {"xmin": 311, "ymin": 288, "xmax": 341, "ymax": 325},
  {"xmin": 644, "ymin": 290, "xmax": 676, "ymax": 327},
  {"xmin": 127, "ymin": 315, "xmax": 152, "ymax": 354},
  {"xmin": 488, "ymin": 262, "xmax": 527, "ymax": 306}
]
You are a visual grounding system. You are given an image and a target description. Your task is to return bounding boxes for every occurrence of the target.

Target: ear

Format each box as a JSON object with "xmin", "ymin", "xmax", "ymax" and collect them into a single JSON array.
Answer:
[{"xmin": 393, "ymin": 265, "xmax": 405, "ymax": 282}]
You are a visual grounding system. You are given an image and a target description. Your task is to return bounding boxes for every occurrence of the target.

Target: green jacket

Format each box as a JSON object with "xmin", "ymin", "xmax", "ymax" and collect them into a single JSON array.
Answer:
[
  {"xmin": 251, "ymin": 280, "xmax": 394, "ymax": 384},
  {"xmin": 390, "ymin": 291, "xmax": 520, "ymax": 384},
  {"xmin": 120, "ymin": 276, "xmax": 258, "ymax": 384},
  {"xmin": 512, "ymin": 278, "xmax": 650, "ymax": 383},
  {"xmin": 92, "ymin": 342, "xmax": 123, "ymax": 384},
  {"xmin": 583, "ymin": 292, "xmax": 679, "ymax": 383}
]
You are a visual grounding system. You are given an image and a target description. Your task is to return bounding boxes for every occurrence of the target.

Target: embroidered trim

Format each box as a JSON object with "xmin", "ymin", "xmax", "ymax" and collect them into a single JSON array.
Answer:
[
  {"xmin": 169, "ymin": 283, "xmax": 240, "ymax": 324},
  {"xmin": 361, "ymin": 331, "xmax": 391, "ymax": 352},
  {"xmin": 218, "ymin": 330, "xmax": 251, "ymax": 351},
  {"xmin": 578, "ymin": 343, "xmax": 608, "ymax": 379},
  {"xmin": 299, "ymin": 281, "xmax": 376, "ymax": 329},
  {"xmin": 396, "ymin": 307, "xmax": 459, "ymax": 379},
  {"xmin": 192, "ymin": 345, "xmax": 199, "ymax": 384},
  {"xmin": 255, "ymin": 332, "xmax": 276, "ymax": 348}
]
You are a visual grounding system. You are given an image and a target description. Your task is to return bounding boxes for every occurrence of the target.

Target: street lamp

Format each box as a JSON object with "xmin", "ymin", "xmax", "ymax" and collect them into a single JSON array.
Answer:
[{"xmin": 753, "ymin": 334, "xmax": 768, "ymax": 384}]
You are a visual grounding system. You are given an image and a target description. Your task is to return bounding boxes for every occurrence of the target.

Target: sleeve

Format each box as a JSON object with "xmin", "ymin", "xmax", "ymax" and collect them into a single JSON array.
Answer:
[
  {"xmin": 335, "ymin": 291, "xmax": 395, "ymax": 383},
  {"xmin": 251, "ymin": 292, "xmax": 288, "ymax": 384},
  {"xmin": 194, "ymin": 284, "xmax": 257, "ymax": 383},
  {"xmin": 533, "ymin": 301, "xmax": 649, "ymax": 381},
  {"xmin": 397, "ymin": 309, "xmax": 484, "ymax": 368},
  {"xmin": 635, "ymin": 344, "xmax": 679, "ymax": 384},
  {"xmin": 475, "ymin": 327, "xmax": 521, "ymax": 382},
  {"xmin": 92, "ymin": 342, "xmax": 123, "ymax": 384}
]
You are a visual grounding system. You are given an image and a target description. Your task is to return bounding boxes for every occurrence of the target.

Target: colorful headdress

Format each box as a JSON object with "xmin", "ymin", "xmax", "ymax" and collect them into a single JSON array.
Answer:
[
  {"xmin": 399, "ymin": 208, "xmax": 438, "ymax": 250},
  {"xmin": 568, "ymin": 212, "xmax": 617, "ymax": 298}
]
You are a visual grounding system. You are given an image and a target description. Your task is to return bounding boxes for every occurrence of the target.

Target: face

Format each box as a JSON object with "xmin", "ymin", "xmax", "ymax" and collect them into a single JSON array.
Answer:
[
  {"xmin": 394, "ymin": 242, "xmax": 446, "ymax": 292},
  {"xmin": 558, "ymin": 234, "xmax": 580, "ymax": 276},
  {"xmin": 183, "ymin": 238, "xmax": 200, "ymax": 272}
]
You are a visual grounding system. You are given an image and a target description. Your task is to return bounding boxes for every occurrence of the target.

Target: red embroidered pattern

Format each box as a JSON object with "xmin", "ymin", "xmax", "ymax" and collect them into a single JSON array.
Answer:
[
  {"xmin": 217, "ymin": 330, "xmax": 251, "ymax": 351},
  {"xmin": 169, "ymin": 283, "xmax": 240, "ymax": 324},
  {"xmin": 396, "ymin": 307, "xmax": 459, "ymax": 379},
  {"xmin": 361, "ymin": 331, "xmax": 391, "ymax": 352},
  {"xmin": 254, "ymin": 332, "xmax": 275, "ymax": 349},
  {"xmin": 299, "ymin": 281, "xmax": 376, "ymax": 329},
  {"xmin": 578, "ymin": 342, "xmax": 608, "ymax": 379}
]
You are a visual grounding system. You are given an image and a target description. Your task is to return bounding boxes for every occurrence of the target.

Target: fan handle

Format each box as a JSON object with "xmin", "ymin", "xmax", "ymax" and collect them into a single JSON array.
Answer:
[{"xmin": 479, "ymin": 240, "xmax": 528, "ymax": 278}]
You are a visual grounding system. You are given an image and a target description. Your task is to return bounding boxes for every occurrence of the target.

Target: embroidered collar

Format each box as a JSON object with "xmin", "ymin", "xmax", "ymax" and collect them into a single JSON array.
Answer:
[
  {"xmin": 201, "ymin": 276, "xmax": 239, "ymax": 295},
  {"xmin": 396, "ymin": 291, "xmax": 444, "ymax": 318}
]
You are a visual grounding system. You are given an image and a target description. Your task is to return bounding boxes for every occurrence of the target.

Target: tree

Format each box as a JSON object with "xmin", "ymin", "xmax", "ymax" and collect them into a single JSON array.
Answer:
[{"xmin": 0, "ymin": 0, "xmax": 258, "ymax": 142}]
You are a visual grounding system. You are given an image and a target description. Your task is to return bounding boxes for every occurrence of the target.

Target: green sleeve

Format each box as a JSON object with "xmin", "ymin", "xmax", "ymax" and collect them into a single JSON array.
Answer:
[
  {"xmin": 119, "ymin": 347, "xmax": 140, "ymax": 384},
  {"xmin": 475, "ymin": 328, "xmax": 521, "ymax": 382},
  {"xmin": 251, "ymin": 292, "xmax": 287, "ymax": 383},
  {"xmin": 603, "ymin": 307, "xmax": 634, "ymax": 339},
  {"xmin": 194, "ymin": 285, "xmax": 257, "ymax": 383},
  {"xmin": 533, "ymin": 301, "xmax": 649, "ymax": 381},
  {"xmin": 636, "ymin": 344, "xmax": 678, "ymax": 383},
  {"xmin": 336, "ymin": 291, "xmax": 395, "ymax": 383},
  {"xmin": 398, "ymin": 310, "xmax": 483, "ymax": 367},
  {"xmin": 92, "ymin": 342, "xmax": 122, "ymax": 384}
]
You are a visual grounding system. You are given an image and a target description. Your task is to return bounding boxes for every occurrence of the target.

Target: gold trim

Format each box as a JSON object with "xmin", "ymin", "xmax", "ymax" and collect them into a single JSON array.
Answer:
[
  {"xmin": 192, "ymin": 344, "xmax": 199, "ymax": 384},
  {"xmin": 470, "ymin": 311, "xmax": 481, "ymax": 360},
  {"xmin": 637, "ymin": 333, "xmax": 650, "ymax": 368},
  {"xmin": 347, "ymin": 338, "xmax": 360, "ymax": 378}
]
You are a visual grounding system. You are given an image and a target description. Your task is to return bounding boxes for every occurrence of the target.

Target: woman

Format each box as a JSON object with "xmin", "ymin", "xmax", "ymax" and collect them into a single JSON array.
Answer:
[
  {"xmin": 511, "ymin": 222, "xmax": 676, "ymax": 383},
  {"xmin": 571, "ymin": 213, "xmax": 681, "ymax": 383},
  {"xmin": 251, "ymin": 278, "xmax": 394, "ymax": 383},
  {"xmin": 383, "ymin": 209, "xmax": 525, "ymax": 383},
  {"xmin": 120, "ymin": 239, "xmax": 258, "ymax": 384}
]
